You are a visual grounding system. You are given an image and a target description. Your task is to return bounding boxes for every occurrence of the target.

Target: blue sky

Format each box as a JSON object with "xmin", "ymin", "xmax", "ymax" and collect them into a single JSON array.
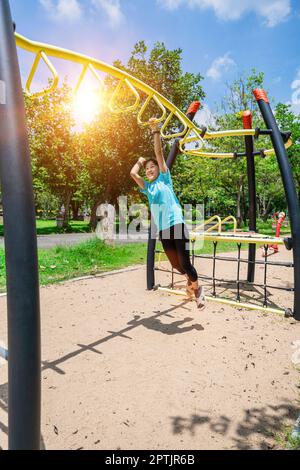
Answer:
[{"xmin": 9, "ymin": 0, "xmax": 300, "ymax": 123}]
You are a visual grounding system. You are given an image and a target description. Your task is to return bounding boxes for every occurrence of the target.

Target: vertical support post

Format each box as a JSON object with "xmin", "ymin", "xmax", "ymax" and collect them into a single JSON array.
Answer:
[
  {"xmin": 236, "ymin": 243, "xmax": 242, "ymax": 301},
  {"xmin": 0, "ymin": 0, "xmax": 41, "ymax": 449},
  {"xmin": 242, "ymin": 111, "xmax": 257, "ymax": 283},
  {"xmin": 147, "ymin": 216, "xmax": 157, "ymax": 290},
  {"xmin": 254, "ymin": 89, "xmax": 300, "ymax": 321},
  {"xmin": 263, "ymin": 245, "xmax": 269, "ymax": 307},
  {"xmin": 212, "ymin": 241, "xmax": 217, "ymax": 297},
  {"xmin": 146, "ymin": 101, "xmax": 201, "ymax": 290}
]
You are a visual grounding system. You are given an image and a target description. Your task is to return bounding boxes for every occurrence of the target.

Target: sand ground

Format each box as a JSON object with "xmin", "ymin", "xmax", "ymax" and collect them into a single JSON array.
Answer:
[{"xmin": 1, "ymin": 248, "xmax": 300, "ymax": 450}]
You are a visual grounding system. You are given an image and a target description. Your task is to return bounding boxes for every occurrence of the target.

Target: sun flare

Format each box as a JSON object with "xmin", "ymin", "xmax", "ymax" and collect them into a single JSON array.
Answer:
[{"xmin": 72, "ymin": 87, "xmax": 103, "ymax": 125}]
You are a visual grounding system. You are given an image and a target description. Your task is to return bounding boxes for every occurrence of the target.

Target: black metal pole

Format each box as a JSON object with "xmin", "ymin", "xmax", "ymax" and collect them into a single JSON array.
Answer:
[
  {"xmin": 242, "ymin": 111, "xmax": 257, "ymax": 283},
  {"xmin": 0, "ymin": 0, "xmax": 41, "ymax": 449},
  {"xmin": 147, "ymin": 215, "xmax": 157, "ymax": 290},
  {"xmin": 254, "ymin": 89, "xmax": 300, "ymax": 320},
  {"xmin": 146, "ymin": 101, "xmax": 201, "ymax": 289},
  {"xmin": 166, "ymin": 102, "xmax": 201, "ymax": 170}
]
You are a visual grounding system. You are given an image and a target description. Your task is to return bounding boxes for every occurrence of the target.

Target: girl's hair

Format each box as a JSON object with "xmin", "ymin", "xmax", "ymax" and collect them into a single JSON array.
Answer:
[{"xmin": 145, "ymin": 158, "xmax": 158, "ymax": 167}]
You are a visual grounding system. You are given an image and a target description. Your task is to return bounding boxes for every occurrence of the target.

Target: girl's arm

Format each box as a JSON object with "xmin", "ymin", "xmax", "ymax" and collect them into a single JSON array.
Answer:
[
  {"xmin": 149, "ymin": 118, "xmax": 167, "ymax": 174},
  {"xmin": 130, "ymin": 157, "xmax": 146, "ymax": 189}
]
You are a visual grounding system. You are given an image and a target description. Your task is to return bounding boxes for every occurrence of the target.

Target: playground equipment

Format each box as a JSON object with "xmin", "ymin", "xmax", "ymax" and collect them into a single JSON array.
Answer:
[
  {"xmin": 148, "ymin": 106, "xmax": 298, "ymax": 320},
  {"xmin": 155, "ymin": 217, "xmax": 294, "ymax": 315},
  {"xmin": 0, "ymin": 0, "xmax": 300, "ymax": 449},
  {"xmin": 260, "ymin": 211, "xmax": 286, "ymax": 256}
]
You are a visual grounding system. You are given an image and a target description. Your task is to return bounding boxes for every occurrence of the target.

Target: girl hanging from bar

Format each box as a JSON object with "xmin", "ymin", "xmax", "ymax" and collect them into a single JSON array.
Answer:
[{"xmin": 130, "ymin": 118, "xmax": 205, "ymax": 309}]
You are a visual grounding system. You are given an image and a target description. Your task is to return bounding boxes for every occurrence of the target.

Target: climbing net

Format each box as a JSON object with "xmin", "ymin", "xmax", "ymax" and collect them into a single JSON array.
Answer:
[
  {"xmin": 16, "ymin": 32, "xmax": 292, "ymax": 159},
  {"xmin": 155, "ymin": 218, "xmax": 294, "ymax": 316}
]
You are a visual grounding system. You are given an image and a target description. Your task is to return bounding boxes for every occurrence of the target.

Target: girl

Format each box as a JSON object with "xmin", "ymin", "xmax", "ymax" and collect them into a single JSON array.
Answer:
[{"xmin": 130, "ymin": 118, "xmax": 205, "ymax": 309}]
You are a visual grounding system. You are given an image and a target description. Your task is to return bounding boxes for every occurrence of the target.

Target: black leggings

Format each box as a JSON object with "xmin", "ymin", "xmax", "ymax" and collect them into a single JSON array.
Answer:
[{"xmin": 159, "ymin": 223, "xmax": 198, "ymax": 283}]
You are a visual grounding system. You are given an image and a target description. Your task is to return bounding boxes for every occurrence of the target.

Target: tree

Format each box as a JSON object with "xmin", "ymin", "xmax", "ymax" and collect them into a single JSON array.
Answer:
[
  {"xmin": 78, "ymin": 41, "xmax": 205, "ymax": 230},
  {"xmin": 171, "ymin": 70, "xmax": 267, "ymax": 226},
  {"xmin": 25, "ymin": 83, "xmax": 79, "ymax": 227},
  {"xmin": 275, "ymin": 103, "xmax": 300, "ymax": 203}
]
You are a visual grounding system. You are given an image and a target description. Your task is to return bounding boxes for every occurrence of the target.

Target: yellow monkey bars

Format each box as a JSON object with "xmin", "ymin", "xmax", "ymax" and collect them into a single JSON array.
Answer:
[{"xmin": 15, "ymin": 32, "xmax": 292, "ymax": 159}]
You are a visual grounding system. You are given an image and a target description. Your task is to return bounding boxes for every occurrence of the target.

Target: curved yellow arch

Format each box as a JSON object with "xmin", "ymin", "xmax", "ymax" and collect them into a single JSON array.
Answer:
[{"xmin": 15, "ymin": 32, "xmax": 291, "ymax": 159}]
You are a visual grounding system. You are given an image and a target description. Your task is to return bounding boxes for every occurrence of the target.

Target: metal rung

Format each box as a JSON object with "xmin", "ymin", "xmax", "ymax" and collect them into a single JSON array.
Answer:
[
  {"xmin": 194, "ymin": 253, "xmax": 294, "ymax": 267},
  {"xmin": 157, "ymin": 287, "xmax": 288, "ymax": 316},
  {"xmin": 196, "ymin": 274, "xmax": 293, "ymax": 292}
]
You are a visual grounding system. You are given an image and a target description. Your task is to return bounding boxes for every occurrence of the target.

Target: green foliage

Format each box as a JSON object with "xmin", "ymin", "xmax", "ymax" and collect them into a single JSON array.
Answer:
[
  {"xmin": 25, "ymin": 82, "xmax": 80, "ymax": 225},
  {"xmin": 23, "ymin": 50, "xmax": 299, "ymax": 232},
  {"xmin": 0, "ymin": 237, "xmax": 250, "ymax": 290},
  {"xmin": 275, "ymin": 102, "xmax": 300, "ymax": 197},
  {"xmin": 75, "ymin": 40, "xmax": 205, "ymax": 228},
  {"xmin": 0, "ymin": 239, "xmax": 147, "ymax": 290}
]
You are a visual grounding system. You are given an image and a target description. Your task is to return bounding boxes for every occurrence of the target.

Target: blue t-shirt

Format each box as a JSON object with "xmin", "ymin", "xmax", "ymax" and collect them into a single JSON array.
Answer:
[{"xmin": 140, "ymin": 169, "xmax": 184, "ymax": 232}]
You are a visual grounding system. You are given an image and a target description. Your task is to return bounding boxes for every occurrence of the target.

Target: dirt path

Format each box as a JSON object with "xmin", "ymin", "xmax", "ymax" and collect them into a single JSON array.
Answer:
[{"xmin": 1, "ymin": 249, "xmax": 299, "ymax": 450}]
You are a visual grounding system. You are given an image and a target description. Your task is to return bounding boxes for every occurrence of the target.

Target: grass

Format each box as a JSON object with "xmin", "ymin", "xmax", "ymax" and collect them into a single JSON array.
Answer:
[
  {"xmin": 0, "ymin": 219, "xmax": 90, "ymax": 236},
  {"xmin": 0, "ymin": 217, "xmax": 291, "ymax": 237},
  {"xmin": 250, "ymin": 219, "xmax": 291, "ymax": 237},
  {"xmin": 275, "ymin": 425, "xmax": 300, "ymax": 450},
  {"xmin": 0, "ymin": 217, "xmax": 291, "ymax": 291},
  {"xmin": 0, "ymin": 238, "xmax": 244, "ymax": 292},
  {"xmin": 0, "ymin": 239, "xmax": 147, "ymax": 292}
]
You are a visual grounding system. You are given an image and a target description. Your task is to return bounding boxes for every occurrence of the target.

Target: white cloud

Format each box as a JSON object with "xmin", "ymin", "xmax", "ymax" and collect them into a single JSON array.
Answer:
[
  {"xmin": 39, "ymin": 0, "xmax": 124, "ymax": 27},
  {"xmin": 207, "ymin": 53, "xmax": 236, "ymax": 80},
  {"xmin": 157, "ymin": 0, "xmax": 182, "ymax": 8},
  {"xmin": 157, "ymin": 0, "xmax": 291, "ymax": 27},
  {"xmin": 91, "ymin": 0, "xmax": 124, "ymax": 28},
  {"xmin": 39, "ymin": 0, "xmax": 82, "ymax": 21},
  {"xmin": 290, "ymin": 68, "xmax": 300, "ymax": 114}
]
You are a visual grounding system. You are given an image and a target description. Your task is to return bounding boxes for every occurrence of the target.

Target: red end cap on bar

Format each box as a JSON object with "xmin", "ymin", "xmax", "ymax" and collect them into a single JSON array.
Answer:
[
  {"xmin": 187, "ymin": 101, "xmax": 201, "ymax": 114},
  {"xmin": 242, "ymin": 110, "xmax": 252, "ymax": 129},
  {"xmin": 253, "ymin": 89, "xmax": 269, "ymax": 103}
]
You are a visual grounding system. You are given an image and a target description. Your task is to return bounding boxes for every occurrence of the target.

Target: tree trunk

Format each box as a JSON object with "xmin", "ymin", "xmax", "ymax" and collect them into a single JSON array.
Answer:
[
  {"xmin": 63, "ymin": 193, "xmax": 72, "ymax": 228},
  {"xmin": 57, "ymin": 192, "xmax": 72, "ymax": 228},
  {"xmin": 89, "ymin": 201, "xmax": 100, "ymax": 232},
  {"xmin": 71, "ymin": 200, "xmax": 81, "ymax": 221},
  {"xmin": 261, "ymin": 199, "xmax": 271, "ymax": 222}
]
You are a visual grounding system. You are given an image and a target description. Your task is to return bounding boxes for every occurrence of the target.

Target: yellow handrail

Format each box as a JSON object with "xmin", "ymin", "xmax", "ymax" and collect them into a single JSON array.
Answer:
[
  {"xmin": 15, "ymin": 32, "xmax": 292, "ymax": 159},
  {"xmin": 221, "ymin": 216, "xmax": 237, "ymax": 233},
  {"xmin": 191, "ymin": 215, "xmax": 237, "ymax": 240},
  {"xmin": 193, "ymin": 215, "xmax": 222, "ymax": 234}
]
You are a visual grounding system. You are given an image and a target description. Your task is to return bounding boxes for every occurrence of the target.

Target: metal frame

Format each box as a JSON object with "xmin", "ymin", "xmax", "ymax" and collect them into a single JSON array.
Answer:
[
  {"xmin": 242, "ymin": 111, "xmax": 257, "ymax": 283},
  {"xmin": 254, "ymin": 90, "xmax": 300, "ymax": 321},
  {"xmin": 15, "ymin": 32, "xmax": 292, "ymax": 160},
  {"xmin": 156, "ymin": 231, "xmax": 294, "ymax": 316},
  {"xmin": 0, "ymin": 0, "xmax": 41, "ymax": 450}
]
